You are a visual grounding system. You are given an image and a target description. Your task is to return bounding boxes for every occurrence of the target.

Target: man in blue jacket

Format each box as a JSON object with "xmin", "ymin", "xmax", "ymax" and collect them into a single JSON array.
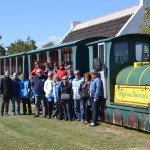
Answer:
[
  {"xmin": 32, "ymin": 69, "xmax": 47, "ymax": 117},
  {"xmin": 20, "ymin": 73, "xmax": 32, "ymax": 115},
  {"xmin": 11, "ymin": 72, "xmax": 21, "ymax": 115}
]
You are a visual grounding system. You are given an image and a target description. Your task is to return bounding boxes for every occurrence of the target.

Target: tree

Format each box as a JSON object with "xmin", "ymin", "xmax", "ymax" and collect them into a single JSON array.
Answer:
[
  {"xmin": 42, "ymin": 42, "xmax": 54, "ymax": 48},
  {"xmin": 0, "ymin": 35, "xmax": 6, "ymax": 56},
  {"xmin": 139, "ymin": 7, "xmax": 150, "ymax": 34},
  {"xmin": 7, "ymin": 36, "xmax": 37, "ymax": 55}
]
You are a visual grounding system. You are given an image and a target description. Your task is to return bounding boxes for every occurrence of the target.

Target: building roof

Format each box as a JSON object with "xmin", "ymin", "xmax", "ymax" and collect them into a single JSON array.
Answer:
[{"xmin": 60, "ymin": 5, "xmax": 139, "ymax": 44}]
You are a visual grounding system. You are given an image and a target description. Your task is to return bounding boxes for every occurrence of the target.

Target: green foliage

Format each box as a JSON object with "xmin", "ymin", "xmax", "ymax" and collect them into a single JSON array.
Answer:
[
  {"xmin": 0, "ymin": 35, "xmax": 6, "ymax": 56},
  {"xmin": 42, "ymin": 42, "xmax": 55, "ymax": 48},
  {"xmin": 7, "ymin": 36, "xmax": 37, "ymax": 55},
  {"xmin": 0, "ymin": 44, "xmax": 6, "ymax": 56},
  {"xmin": 139, "ymin": 7, "xmax": 150, "ymax": 34}
]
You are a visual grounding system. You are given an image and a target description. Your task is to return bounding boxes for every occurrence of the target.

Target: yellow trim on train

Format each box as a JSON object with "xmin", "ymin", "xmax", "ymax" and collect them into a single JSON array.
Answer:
[{"xmin": 139, "ymin": 66, "xmax": 150, "ymax": 85}]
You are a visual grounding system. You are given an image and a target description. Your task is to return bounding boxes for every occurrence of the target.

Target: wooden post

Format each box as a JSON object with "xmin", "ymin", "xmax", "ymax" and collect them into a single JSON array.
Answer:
[
  {"xmin": 58, "ymin": 49, "xmax": 62, "ymax": 63},
  {"xmin": 88, "ymin": 45, "xmax": 94, "ymax": 72},
  {"xmin": 46, "ymin": 51, "xmax": 49, "ymax": 61},
  {"xmin": 15, "ymin": 57, "xmax": 18, "ymax": 73},
  {"xmin": 28, "ymin": 55, "xmax": 31, "ymax": 74},
  {"xmin": 36, "ymin": 53, "xmax": 39, "ymax": 61},
  {"xmin": 9, "ymin": 58, "xmax": 12, "ymax": 75},
  {"xmin": 4, "ymin": 59, "xmax": 6, "ymax": 72},
  {"xmin": 71, "ymin": 46, "xmax": 77, "ymax": 71}
]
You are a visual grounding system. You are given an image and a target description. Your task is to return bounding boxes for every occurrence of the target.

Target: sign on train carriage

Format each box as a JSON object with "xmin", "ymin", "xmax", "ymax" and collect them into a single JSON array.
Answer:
[{"xmin": 114, "ymin": 85, "xmax": 150, "ymax": 107}]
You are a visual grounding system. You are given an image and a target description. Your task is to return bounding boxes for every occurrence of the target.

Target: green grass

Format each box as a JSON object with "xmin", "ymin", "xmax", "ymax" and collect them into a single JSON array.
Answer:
[{"xmin": 0, "ymin": 105, "xmax": 150, "ymax": 150}]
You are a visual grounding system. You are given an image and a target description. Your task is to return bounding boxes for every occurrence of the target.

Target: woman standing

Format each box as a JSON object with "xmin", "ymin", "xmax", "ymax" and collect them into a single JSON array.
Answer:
[
  {"xmin": 79, "ymin": 72, "xmax": 91, "ymax": 124},
  {"xmin": 90, "ymin": 69, "xmax": 103, "ymax": 127},
  {"xmin": 59, "ymin": 76, "xmax": 72, "ymax": 121},
  {"xmin": 52, "ymin": 75, "xmax": 63, "ymax": 120},
  {"xmin": 44, "ymin": 71, "xmax": 54, "ymax": 119}
]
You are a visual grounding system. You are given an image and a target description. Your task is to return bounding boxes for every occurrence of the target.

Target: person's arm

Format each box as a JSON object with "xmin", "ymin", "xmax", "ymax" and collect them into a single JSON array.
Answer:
[{"xmin": 94, "ymin": 78, "xmax": 101, "ymax": 102}]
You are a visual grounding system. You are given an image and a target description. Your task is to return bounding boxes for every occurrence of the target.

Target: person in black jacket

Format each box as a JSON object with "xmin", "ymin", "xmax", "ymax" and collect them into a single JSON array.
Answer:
[
  {"xmin": 0, "ymin": 71, "xmax": 12, "ymax": 116},
  {"xmin": 59, "ymin": 75, "xmax": 72, "ymax": 121},
  {"xmin": 32, "ymin": 69, "xmax": 47, "ymax": 117},
  {"xmin": 78, "ymin": 72, "xmax": 92, "ymax": 124}
]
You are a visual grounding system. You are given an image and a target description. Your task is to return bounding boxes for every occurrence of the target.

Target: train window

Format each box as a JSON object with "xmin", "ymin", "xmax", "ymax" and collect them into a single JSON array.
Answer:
[
  {"xmin": 61, "ymin": 47, "xmax": 72, "ymax": 67},
  {"xmin": 135, "ymin": 42, "xmax": 149, "ymax": 62},
  {"xmin": 114, "ymin": 42, "xmax": 128, "ymax": 64}
]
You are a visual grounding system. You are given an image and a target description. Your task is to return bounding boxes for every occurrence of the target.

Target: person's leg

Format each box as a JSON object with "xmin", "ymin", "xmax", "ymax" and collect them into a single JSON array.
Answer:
[
  {"xmin": 35, "ymin": 96, "xmax": 40, "ymax": 116},
  {"xmin": 1, "ymin": 96, "xmax": 5, "ymax": 115},
  {"xmin": 90, "ymin": 98, "xmax": 99, "ymax": 125},
  {"xmin": 66, "ymin": 100, "xmax": 72, "ymax": 121},
  {"xmin": 27, "ymin": 98, "xmax": 32, "ymax": 115},
  {"xmin": 41, "ymin": 96, "xmax": 46, "ymax": 117},
  {"xmin": 80, "ymin": 99, "xmax": 84, "ymax": 121},
  {"xmin": 46, "ymin": 98, "xmax": 50, "ymax": 118},
  {"xmin": 11, "ymin": 97, "xmax": 15, "ymax": 115},
  {"xmin": 16, "ymin": 98, "xmax": 20, "ymax": 115},
  {"xmin": 74, "ymin": 100, "xmax": 81, "ymax": 121},
  {"xmin": 62, "ymin": 100, "xmax": 68, "ymax": 120},
  {"xmin": 22, "ymin": 99, "xmax": 26, "ymax": 115},
  {"xmin": 58, "ymin": 103, "xmax": 63, "ymax": 120},
  {"xmin": 5, "ymin": 98, "xmax": 10, "ymax": 115}
]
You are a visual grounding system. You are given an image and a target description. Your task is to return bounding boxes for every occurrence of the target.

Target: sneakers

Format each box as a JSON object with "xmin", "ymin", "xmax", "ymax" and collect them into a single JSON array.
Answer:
[{"xmin": 89, "ymin": 122, "xmax": 97, "ymax": 127}]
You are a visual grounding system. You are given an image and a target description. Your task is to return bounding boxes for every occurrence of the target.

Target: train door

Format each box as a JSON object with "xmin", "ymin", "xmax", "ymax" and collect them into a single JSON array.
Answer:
[{"xmin": 94, "ymin": 43, "xmax": 107, "ymax": 98}]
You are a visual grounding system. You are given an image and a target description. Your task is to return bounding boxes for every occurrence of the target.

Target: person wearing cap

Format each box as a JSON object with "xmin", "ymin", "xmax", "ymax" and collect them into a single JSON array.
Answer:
[
  {"xmin": 44, "ymin": 71, "xmax": 54, "ymax": 119},
  {"xmin": 57, "ymin": 62, "xmax": 67, "ymax": 80},
  {"xmin": 47, "ymin": 57, "xmax": 54, "ymax": 71},
  {"xmin": 89, "ymin": 69, "xmax": 102, "ymax": 127}
]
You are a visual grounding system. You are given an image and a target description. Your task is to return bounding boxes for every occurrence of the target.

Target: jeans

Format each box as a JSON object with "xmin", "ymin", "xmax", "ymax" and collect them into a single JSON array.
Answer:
[
  {"xmin": 1, "ymin": 96, "xmax": 10, "ymax": 114},
  {"xmin": 11, "ymin": 96, "xmax": 20, "ymax": 115},
  {"xmin": 62, "ymin": 100, "xmax": 72, "ymax": 120},
  {"xmin": 74, "ymin": 99, "xmax": 84, "ymax": 121},
  {"xmin": 35, "ymin": 96, "xmax": 46, "ymax": 116},
  {"xmin": 90, "ymin": 97, "xmax": 100, "ymax": 125}
]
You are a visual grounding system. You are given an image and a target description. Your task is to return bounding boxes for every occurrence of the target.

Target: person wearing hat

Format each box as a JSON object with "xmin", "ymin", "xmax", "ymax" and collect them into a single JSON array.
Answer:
[{"xmin": 89, "ymin": 69, "xmax": 102, "ymax": 127}]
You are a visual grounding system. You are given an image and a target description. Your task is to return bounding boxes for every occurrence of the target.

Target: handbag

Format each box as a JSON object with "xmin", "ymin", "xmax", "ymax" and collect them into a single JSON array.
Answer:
[{"xmin": 61, "ymin": 93, "xmax": 71, "ymax": 100}]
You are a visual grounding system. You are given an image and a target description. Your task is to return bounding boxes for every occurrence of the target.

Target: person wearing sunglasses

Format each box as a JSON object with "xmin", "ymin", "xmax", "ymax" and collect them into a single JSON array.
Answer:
[
  {"xmin": 59, "ymin": 76, "xmax": 72, "ymax": 121},
  {"xmin": 32, "ymin": 69, "xmax": 47, "ymax": 117},
  {"xmin": 72, "ymin": 70, "xmax": 84, "ymax": 122}
]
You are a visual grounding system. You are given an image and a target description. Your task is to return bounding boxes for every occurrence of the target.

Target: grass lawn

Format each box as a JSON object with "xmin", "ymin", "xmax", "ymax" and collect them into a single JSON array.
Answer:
[{"xmin": 0, "ymin": 105, "xmax": 150, "ymax": 150}]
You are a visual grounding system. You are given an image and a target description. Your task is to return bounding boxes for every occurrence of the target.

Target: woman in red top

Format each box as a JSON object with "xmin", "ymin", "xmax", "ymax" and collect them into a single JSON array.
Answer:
[
  {"xmin": 30, "ymin": 61, "xmax": 45, "ymax": 76},
  {"xmin": 57, "ymin": 62, "xmax": 67, "ymax": 80}
]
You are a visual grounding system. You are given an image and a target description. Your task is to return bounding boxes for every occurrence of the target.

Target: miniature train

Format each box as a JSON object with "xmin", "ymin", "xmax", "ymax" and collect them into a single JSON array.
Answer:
[{"xmin": 1, "ymin": 33, "xmax": 150, "ymax": 132}]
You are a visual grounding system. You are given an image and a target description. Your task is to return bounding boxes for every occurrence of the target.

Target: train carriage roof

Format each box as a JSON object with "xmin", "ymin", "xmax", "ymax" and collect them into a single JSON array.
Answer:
[{"xmin": 86, "ymin": 34, "xmax": 150, "ymax": 46}]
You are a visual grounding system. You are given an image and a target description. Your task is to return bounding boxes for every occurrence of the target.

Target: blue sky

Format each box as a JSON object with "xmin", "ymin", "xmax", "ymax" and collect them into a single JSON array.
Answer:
[{"xmin": 0, "ymin": 0, "xmax": 139, "ymax": 48}]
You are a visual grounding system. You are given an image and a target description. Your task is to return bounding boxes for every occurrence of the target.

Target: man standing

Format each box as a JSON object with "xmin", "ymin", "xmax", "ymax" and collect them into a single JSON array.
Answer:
[
  {"xmin": 0, "ymin": 71, "xmax": 12, "ymax": 116},
  {"xmin": 32, "ymin": 69, "xmax": 47, "ymax": 117},
  {"xmin": 11, "ymin": 72, "xmax": 21, "ymax": 115},
  {"xmin": 72, "ymin": 70, "xmax": 84, "ymax": 122},
  {"xmin": 20, "ymin": 73, "xmax": 32, "ymax": 115}
]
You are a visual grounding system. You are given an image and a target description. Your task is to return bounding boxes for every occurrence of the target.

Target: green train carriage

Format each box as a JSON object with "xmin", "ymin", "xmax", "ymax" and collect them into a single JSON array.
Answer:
[{"xmin": 87, "ymin": 34, "xmax": 150, "ymax": 132}]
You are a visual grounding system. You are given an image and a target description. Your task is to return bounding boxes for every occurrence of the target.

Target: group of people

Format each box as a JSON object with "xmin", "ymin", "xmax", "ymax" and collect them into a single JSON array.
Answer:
[{"xmin": 0, "ymin": 58, "xmax": 103, "ymax": 127}]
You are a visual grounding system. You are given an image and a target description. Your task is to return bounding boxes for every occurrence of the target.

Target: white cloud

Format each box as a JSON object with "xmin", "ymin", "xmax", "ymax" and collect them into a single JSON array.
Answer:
[
  {"xmin": 36, "ymin": 41, "xmax": 46, "ymax": 48},
  {"xmin": 48, "ymin": 36, "xmax": 62, "ymax": 44},
  {"xmin": 36, "ymin": 36, "xmax": 62, "ymax": 48}
]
